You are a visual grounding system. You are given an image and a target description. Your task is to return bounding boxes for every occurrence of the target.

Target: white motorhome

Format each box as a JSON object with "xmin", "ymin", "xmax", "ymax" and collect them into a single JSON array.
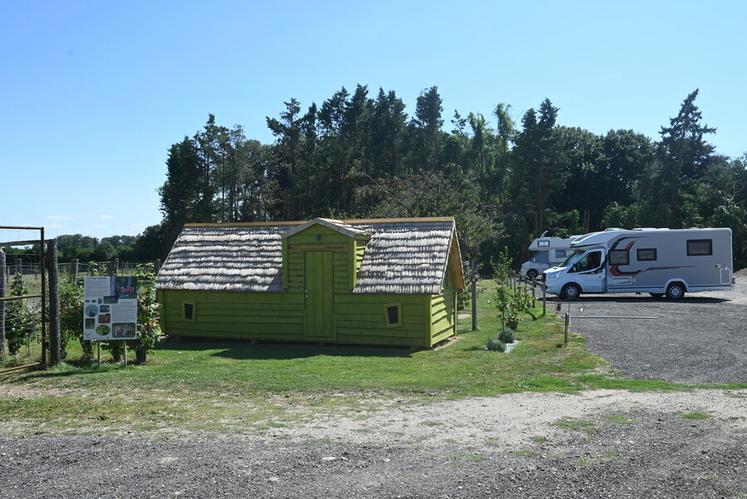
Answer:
[
  {"xmin": 520, "ymin": 231, "xmax": 579, "ymax": 279},
  {"xmin": 543, "ymin": 228, "xmax": 734, "ymax": 300}
]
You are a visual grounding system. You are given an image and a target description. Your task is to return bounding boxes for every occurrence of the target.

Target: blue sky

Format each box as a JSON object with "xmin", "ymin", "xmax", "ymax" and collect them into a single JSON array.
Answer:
[{"xmin": 1, "ymin": 0, "xmax": 745, "ymax": 239}]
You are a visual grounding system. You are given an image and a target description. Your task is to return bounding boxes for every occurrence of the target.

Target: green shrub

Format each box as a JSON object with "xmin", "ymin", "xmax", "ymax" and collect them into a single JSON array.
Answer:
[
  {"xmin": 59, "ymin": 275, "xmax": 84, "ymax": 359},
  {"xmin": 4, "ymin": 274, "xmax": 39, "ymax": 355},
  {"xmin": 498, "ymin": 328, "xmax": 515, "ymax": 344},
  {"xmin": 485, "ymin": 338, "xmax": 506, "ymax": 352},
  {"xmin": 103, "ymin": 341, "xmax": 124, "ymax": 362}
]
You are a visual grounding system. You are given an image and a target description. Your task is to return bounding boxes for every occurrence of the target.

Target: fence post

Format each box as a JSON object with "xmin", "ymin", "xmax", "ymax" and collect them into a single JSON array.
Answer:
[
  {"xmin": 0, "ymin": 249, "xmax": 5, "ymax": 356},
  {"xmin": 40, "ymin": 227, "xmax": 46, "ymax": 368},
  {"xmin": 154, "ymin": 259, "xmax": 162, "ymax": 273},
  {"xmin": 564, "ymin": 313, "xmax": 569, "ymax": 346},
  {"xmin": 48, "ymin": 240, "xmax": 61, "ymax": 365},
  {"xmin": 542, "ymin": 283, "xmax": 546, "ymax": 316},
  {"xmin": 110, "ymin": 258, "xmax": 119, "ymax": 275},
  {"xmin": 73, "ymin": 259, "xmax": 79, "ymax": 279},
  {"xmin": 471, "ymin": 259, "xmax": 478, "ymax": 331}
]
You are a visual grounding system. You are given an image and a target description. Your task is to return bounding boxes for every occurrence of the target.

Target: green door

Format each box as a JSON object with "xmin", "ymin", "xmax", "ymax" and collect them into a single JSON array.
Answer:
[{"xmin": 304, "ymin": 251, "xmax": 335, "ymax": 339}]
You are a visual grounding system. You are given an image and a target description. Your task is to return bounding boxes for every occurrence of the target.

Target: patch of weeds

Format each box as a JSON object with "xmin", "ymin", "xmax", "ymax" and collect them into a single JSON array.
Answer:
[
  {"xmin": 602, "ymin": 450, "xmax": 619, "ymax": 461},
  {"xmin": 680, "ymin": 411, "xmax": 711, "ymax": 420},
  {"xmin": 422, "ymin": 420, "xmax": 440, "ymax": 427},
  {"xmin": 604, "ymin": 414, "xmax": 634, "ymax": 426},
  {"xmin": 512, "ymin": 449, "xmax": 541, "ymax": 458},
  {"xmin": 553, "ymin": 417, "xmax": 599, "ymax": 433},
  {"xmin": 465, "ymin": 453, "xmax": 485, "ymax": 462},
  {"xmin": 529, "ymin": 435, "xmax": 547, "ymax": 444},
  {"xmin": 576, "ymin": 450, "xmax": 619, "ymax": 468}
]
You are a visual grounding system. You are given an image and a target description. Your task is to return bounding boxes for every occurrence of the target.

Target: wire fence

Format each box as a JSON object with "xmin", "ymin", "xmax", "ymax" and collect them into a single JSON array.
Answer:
[{"xmin": 2, "ymin": 260, "xmax": 158, "ymax": 279}]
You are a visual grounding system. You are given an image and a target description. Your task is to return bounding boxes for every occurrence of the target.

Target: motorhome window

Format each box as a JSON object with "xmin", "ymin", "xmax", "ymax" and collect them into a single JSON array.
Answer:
[
  {"xmin": 555, "ymin": 249, "xmax": 567, "ymax": 258},
  {"xmin": 538, "ymin": 240, "xmax": 550, "ymax": 247},
  {"xmin": 637, "ymin": 248, "xmax": 657, "ymax": 261},
  {"xmin": 561, "ymin": 250, "xmax": 582, "ymax": 267},
  {"xmin": 571, "ymin": 251, "xmax": 602, "ymax": 272},
  {"xmin": 608, "ymin": 250, "xmax": 629, "ymax": 265},
  {"xmin": 687, "ymin": 239, "xmax": 712, "ymax": 256}
]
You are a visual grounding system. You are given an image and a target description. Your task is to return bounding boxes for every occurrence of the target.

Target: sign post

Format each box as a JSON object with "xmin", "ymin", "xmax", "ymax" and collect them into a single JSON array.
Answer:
[{"xmin": 83, "ymin": 275, "xmax": 138, "ymax": 363}]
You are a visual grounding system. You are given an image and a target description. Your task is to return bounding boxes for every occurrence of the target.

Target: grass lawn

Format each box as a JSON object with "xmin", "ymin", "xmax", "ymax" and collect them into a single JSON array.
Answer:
[{"xmin": 0, "ymin": 280, "xmax": 720, "ymax": 434}]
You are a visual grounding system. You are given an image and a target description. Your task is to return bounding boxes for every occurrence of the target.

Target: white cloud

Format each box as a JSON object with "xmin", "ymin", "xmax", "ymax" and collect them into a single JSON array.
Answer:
[
  {"xmin": 48, "ymin": 215, "xmax": 72, "ymax": 221},
  {"xmin": 99, "ymin": 214, "xmax": 115, "ymax": 220}
]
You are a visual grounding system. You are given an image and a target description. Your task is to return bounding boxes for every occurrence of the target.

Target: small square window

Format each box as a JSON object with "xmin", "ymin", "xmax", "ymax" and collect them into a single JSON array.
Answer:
[
  {"xmin": 385, "ymin": 303, "xmax": 401, "ymax": 327},
  {"xmin": 637, "ymin": 248, "xmax": 657, "ymax": 261},
  {"xmin": 608, "ymin": 249, "xmax": 629, "ymax": 265},
  {"xmin": 537, "ymin": 240, "xmax": 550, "ymax": 248},
  {"xmin": 687, "ymin": 239, "xmax": 712, "ymax": 256},
  {"xmin": 183, "ymin": 303, "xmax": 195, "ymax": 321},
  {"xmin": 555, "ymin": 249, "xmax": 567, "ymax": 258}
]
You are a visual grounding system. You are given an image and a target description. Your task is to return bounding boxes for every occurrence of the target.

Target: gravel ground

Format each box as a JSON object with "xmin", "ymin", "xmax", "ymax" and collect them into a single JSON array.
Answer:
[
  {"xmin": 1, "ymin": 389, "xmax": 745, "ymax": 498},
  {"xmin": 559, "ymin": 269, "xmax": 747, "ymax": 384},
  {"xmin": 0, "ymin": 391, "xmax": 747, "ymax": 498}
]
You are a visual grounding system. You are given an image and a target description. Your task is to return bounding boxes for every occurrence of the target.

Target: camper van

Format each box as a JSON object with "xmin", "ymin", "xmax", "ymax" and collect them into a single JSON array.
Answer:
[
  {"xmin": 543, "ymin": 228, "xmax": 734, "ymax": 300},
  {"xmin": 520, "ymin": 232, "xmax": 579, "ymax": 279}
]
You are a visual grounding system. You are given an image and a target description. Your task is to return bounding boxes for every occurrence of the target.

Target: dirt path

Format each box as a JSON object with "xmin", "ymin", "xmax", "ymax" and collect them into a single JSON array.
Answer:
[
  {"xmin": 1, "ymin": 389, "xmax": 745, "ymax": 498},
  {"xmin": 275, "ymin": 388, "xmax": 747, "ymax": 451}
]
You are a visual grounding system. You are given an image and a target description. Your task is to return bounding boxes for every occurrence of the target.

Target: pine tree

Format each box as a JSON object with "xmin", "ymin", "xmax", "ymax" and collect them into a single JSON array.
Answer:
[{"xmin": 657, "ymin": 89, "xmax": 717, "ymax": 227}]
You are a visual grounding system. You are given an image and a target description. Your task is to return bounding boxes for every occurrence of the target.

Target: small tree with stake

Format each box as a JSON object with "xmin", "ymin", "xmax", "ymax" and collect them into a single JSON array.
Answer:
[
  {"xmin": 134, "ymin": 263, "xmax": 160, "ymax": 364},
  {"xmin": 492, "ymin": 249, "xmax": 513, "ymax": 331}
]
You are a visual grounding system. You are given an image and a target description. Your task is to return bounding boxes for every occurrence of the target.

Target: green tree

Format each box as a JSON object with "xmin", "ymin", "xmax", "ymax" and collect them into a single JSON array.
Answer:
[
  {"xmin": 267, "ymin": 99, "xmax": 304, "ymax": 219},
  {"xmin": 411, "ymin": 86, "xmax": 444, "ymax": 171},
  {"xmin": 160, "ymin": 137, "xmax": 201, "ymax": 232},
  {"xmin": 654, "ymin": 89, "xmax": 717, "ymax": 227}
]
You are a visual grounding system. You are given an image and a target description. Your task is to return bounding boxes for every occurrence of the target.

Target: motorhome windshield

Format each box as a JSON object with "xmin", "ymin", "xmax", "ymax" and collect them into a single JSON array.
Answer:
[{"xmin": 560, "ymin": 250, "xmax": 583, "ymax": 267}]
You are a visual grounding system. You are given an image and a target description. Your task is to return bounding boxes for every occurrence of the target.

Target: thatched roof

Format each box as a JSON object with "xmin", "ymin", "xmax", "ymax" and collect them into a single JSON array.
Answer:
[{"xmin": 156, "ymin": 217, "xmax": 464, "ymax": 294}]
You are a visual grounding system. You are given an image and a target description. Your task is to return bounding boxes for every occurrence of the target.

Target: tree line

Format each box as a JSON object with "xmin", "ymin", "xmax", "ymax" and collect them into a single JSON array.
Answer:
[
  {"xmin": 2, "ymin": 235, "xmax": 141, "ymax": 268},
  {"xmin": 58, "ymin": 86, "xmax": 747, "ymax": 269}
]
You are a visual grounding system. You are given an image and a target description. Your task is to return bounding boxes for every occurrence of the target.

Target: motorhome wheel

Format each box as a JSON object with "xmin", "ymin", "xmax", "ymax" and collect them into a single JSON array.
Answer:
[
  {"xmin": 666, "ymin": 282, "xmax": 686, "ymax": 300},
  {"xmin": 527, "ymin": 269, "xmax": 538, "ymax": 280},
  {"xmin": 561, "ymin": 283, "xmax": 581, "ymax": 300}
]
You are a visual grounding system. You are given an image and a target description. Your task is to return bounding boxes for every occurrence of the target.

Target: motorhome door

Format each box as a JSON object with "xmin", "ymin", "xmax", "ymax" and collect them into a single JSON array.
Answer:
[{"xmin": 567, "ymin": 249, "xmax": 606, "ymax": 292}]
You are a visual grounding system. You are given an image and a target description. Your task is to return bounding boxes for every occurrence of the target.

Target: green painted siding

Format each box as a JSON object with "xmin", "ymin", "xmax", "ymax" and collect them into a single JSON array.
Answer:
[
  {"xmin": 354, "ymin": 239, "xmax": 366, "ymax": 274},
  {"xmin": 160, "ymin": 222, "xmax": 440, "ymax": 348},
  {"xmin": 429, "ymin": 266, "xmax": 456, "ymax": 346},
  {"xmin": 160, "ymin": 289, "xmax": 306, "ymax": 341},
  {"xmin": 334, "ymin": 293, "xmax": 430, "ymax": 346}
]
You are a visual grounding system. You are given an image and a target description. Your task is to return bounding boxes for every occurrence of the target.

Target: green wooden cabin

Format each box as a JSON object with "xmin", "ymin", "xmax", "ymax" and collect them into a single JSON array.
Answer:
[{"xmin": 156, "ymin": 217, "xmax": 465, "ymax": 348}]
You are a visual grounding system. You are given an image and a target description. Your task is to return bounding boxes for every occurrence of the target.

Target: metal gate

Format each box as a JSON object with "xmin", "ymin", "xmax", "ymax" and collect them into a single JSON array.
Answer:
[{"xmin": 0, "ymin": 225, "xmax": 48, "ymax": 368}]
